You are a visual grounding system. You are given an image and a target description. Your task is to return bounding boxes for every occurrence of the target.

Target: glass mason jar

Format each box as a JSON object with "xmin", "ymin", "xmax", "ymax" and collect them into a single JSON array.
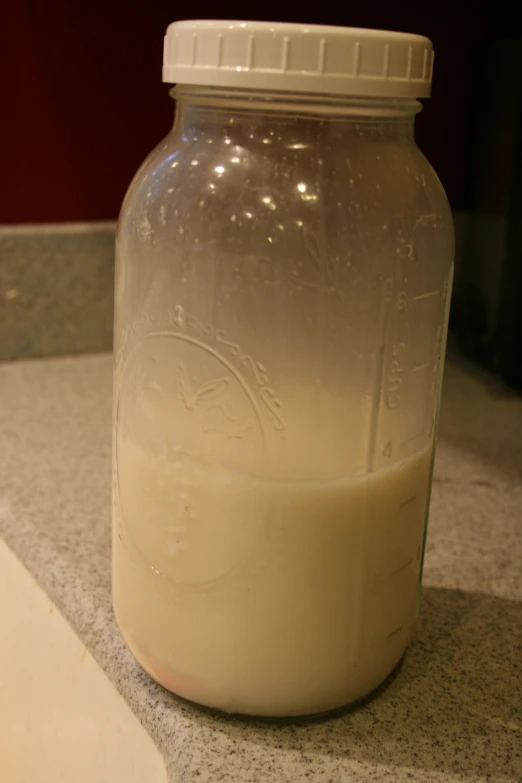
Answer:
[{"xmin": 113, "ymin": 20, "xmax": 454, "ymax": 718}]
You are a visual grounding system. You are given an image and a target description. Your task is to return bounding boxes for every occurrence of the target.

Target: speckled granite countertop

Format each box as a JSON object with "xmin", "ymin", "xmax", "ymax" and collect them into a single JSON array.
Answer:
[{"xmin": 0, "ymin": 353, "xmax": 521, "ymax": 783}]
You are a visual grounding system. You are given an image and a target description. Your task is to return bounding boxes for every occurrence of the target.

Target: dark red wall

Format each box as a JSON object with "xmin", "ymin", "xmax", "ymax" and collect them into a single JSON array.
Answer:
[{"xmin": 1, "ymin": 1, "xmax": 516, "ymax": 223}]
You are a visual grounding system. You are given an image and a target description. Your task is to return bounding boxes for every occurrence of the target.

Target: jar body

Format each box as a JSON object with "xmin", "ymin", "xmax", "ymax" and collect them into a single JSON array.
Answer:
[{"xmin": 112, "ymin": 90, "xmax": 453, "ymax": 717}]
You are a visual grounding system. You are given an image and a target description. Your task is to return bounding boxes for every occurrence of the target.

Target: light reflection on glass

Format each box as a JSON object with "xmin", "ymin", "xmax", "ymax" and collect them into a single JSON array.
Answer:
[
  {"xmin": 231, "ymin": 157, "xmax": 240, "ymax": 164},
  {"xmin": 261, "ymin": 194, "xmax": 277, "ymax": 212},
  {"xmin": 297, "ymin": 182, "xmax": 307, "ymax": 193},
  {"xmin": 160, "ymin": 153, "xmax": 179, "ymax": 171},
  {"xmin": 215, "ymin": 165, "xmax": 225, "ymax": 174}
]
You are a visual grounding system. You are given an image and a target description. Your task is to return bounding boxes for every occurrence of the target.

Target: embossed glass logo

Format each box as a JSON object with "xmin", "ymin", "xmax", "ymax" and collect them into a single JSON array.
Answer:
[{"xmin": 115, "ymin": 331, "xmax": 275, "ymax": 589}]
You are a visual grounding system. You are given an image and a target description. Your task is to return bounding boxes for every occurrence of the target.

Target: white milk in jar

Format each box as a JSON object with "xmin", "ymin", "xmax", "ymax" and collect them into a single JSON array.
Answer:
[{"xmin": 114, "ymin": 427, "xmax": 432, "ymax": 717}]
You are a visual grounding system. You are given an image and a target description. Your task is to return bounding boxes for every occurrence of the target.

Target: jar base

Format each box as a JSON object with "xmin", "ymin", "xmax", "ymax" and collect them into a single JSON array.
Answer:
[
  {"xmin": 120, "ymin": 622, "xmax": 406, "ymax": 722},
  {"xmin": 171, "ymin": 656, "xmax": 405, "ymax": 724}
]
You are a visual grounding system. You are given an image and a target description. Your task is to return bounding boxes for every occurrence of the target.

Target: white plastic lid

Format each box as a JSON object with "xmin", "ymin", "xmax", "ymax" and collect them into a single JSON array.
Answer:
[{"xmin": 163, "ymin": 20, "xmax": 434, "ymax": 99}]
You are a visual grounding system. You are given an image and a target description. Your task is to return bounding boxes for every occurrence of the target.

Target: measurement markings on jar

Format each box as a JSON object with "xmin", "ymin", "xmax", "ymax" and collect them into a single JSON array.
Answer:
[
  {"xmin": 400, "ymin": 433, "xmax": 425, "ymax": 447},
  {"xmin": 399, "ymin": 495, "xmax": 416, "ymax": 509},
  {"xmin": 387, "ymin": 559, "xmax": 414, "ymax": 579},
  {"xmin": 413, "ymin": 289, "xmax": 439, "ymax": 301},
  {"xmin": 412, "ymin": 362, "xmax": 430, "ymax": 372},
  {"xmin": 373, "ymin": 557, "xmax": 415, "ymax": 589}
]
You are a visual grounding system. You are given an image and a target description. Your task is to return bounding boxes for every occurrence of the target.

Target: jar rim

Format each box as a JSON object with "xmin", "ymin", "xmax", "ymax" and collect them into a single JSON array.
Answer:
[{"xmin": 171, "ymin": 85, "xmax": 423, "ymax": 119}]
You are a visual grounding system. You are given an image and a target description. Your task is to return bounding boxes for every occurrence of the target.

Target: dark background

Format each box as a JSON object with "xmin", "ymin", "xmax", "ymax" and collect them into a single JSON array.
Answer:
[{"xmin": 2, "ymin": 0, "xmax": 520, "ymax": 224}]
